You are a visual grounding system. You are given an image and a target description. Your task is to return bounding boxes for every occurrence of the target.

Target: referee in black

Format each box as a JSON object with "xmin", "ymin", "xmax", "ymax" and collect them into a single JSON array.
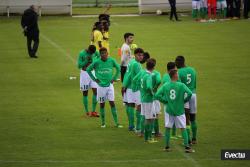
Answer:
[
  {"xmin": 168, "ymin": 0, "xmax": 181, "ymax": 21},
  {"xmin": 21, "ymin": 5, "xmax": 39, "ymax": 58}
]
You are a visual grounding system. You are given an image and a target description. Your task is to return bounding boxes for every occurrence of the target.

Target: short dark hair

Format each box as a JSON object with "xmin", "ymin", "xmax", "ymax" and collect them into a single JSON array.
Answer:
[
  {"xmin": 146, "ymin": 58, "xmax": 156, "ymax": 70},
  {"xmin": 140, "ymin": 52, "xmax": 150, "ymax": 64},
  {"xmin": 99, "ymin": 47, "xmax": 107, "ymax": 53},
  {"xmin": 88, "ymin": 45, "xmax": 96, "ymax": 54},
  {"xmin": 124, "ymin": 33, "xmax": 134, "ymax": 40},
  {"xmin": 134, "ymin": 48, "xmax": 144, "ymax": 55},
  {"xmin": 175, "ymin": 55, "xmax": 185, "ymax": 68},
  {"xmin": 167, "ymin": 62, "xmax": 176, "ymax": 71},
  {"xmin": 169, "ymin": 69, "xmax": 178, "ymax": 79}
]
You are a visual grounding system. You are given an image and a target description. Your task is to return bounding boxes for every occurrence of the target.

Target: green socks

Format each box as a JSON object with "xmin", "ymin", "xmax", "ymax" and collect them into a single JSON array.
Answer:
[
  {"xmin": 82, "ymin": 96, "xmax": 88, "ymax": 113},
  {"xmin": 100, "ymin": 107, "xmax": 105, "ymax": 125},
  {"xmin": 136, "ymin": 111, "xmax": 141, "ymax": 131},
  {"xmin": 182, "ymin": 129, "xmax": 189, "ymax": 147},
  {"xmin": 186, "ymin": 125, "xmax": 191, "ymax": 143},
  {"xmin": 144, "ymin": 123, "xmax": 153, "ymax": 141},
  {"xmin": 165, "ymin": 128, "xmax": 171, "ymax": 147},
  {"xmin": 192, "ymin": 9, "xmax": 198, "ymax": 18},
  {"xmin": 111, "ymin": 106, "xmax": 118, "ymax": 126},
  {"xmin": 92, "ymin": 94, "xmax": 97, "ymax": 112},
  {"xmin": 154, "ymin": 119, "xmax": 159, "ymax": 134},
  {"xmin": 191, "ymin": 121, "xmax": 197, "ymax": 140},
  {"xmin": 172, "ymin": 124, "xmax": 176, "ymax": 136},
  {"xmin": 140, "ymin": 115, "xmax": 145, "ymax": 134},
  {"xmin": 128, "ymin": 106, "xmax": 135, "ymax": 128}
]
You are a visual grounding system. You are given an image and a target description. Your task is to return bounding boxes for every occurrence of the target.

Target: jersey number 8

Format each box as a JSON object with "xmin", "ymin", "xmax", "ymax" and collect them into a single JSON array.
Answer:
[{"xmin": 170, "ymin": 89, "xmax": 176, "ymax": 100}]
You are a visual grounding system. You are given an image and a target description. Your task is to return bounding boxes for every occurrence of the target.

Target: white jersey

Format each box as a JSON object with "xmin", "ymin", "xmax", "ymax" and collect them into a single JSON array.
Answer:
[{"xmin": 121, "ymin": 43, "xmax": 131, "ymax": 67}]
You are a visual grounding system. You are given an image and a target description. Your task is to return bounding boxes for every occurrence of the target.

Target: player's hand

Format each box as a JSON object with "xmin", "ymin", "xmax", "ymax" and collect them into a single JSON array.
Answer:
[
  {"xmin": 111, "ymin": 79, "xmax": 114, "ymax": 83},
  {"xmin": 95, "ymin": 79, "xmax": 100, "ymax": 83}
]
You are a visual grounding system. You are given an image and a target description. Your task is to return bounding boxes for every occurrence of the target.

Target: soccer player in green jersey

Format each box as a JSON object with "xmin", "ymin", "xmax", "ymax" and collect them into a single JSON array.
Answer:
[
  {"xmin": 155, "ymin": 69, "xmax": 194, "ymax": 153},
  {"xmin": 140, "ymin": 59, "xmax": 158, "ymax": 143},
  {"xmin": 175, "ymin": 55, "xmax": 197, "ymax": 144},
  {"xmin": 77, "ymin": 45, "xmax": 100, "ymax": 117},
  {"xmin": 122, "ymin": 48, "xmax": 144, "ymax": 131},
  {"xmin": 150, "ymin": 59, "xmax": 162, "ymax": 138},
  {"xmin": 162, "ymin": 62, "xmax": 180, "ymax": 138},
  {"xmin": 87, "ymin": 47, "xmax": 122, "ymax": 128}
]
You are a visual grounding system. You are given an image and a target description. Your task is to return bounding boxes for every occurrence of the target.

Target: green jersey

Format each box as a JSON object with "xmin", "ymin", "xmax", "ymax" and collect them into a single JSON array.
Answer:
[
  {"xmin": 152, "ymin": 70, "xmax": 161, "ymax": 92},
  {"xmin": 77, "ymin": 50, "xmax": 100, "ymax": 70},
  {"xmin": 162, "ymin": 73, "xmax": 171, "ymax": 84},
  {"xmin": 86, "ymin": 57, "xmax": 120, "ymax": 87},
  {"xmin": 122, "ymin": 58, "xmax": 134, "ymax": 88},
  {"xmin": 155, "ymin": 81, "xmax": 192, "ymax": 116},
  {"xmin": 178, "ymin": 66, "xmax": 197, "ymax": 93},
  {"xmin": 123, "ymin": 59, "xmax": 142, "ymax": 90},
  {"xmin": 132, "ymin": 69, "xmax": 146, "ymax": 92},
  {"xmin": 140, "ymin": 71, "xmax": 154, "ymax": 103}
]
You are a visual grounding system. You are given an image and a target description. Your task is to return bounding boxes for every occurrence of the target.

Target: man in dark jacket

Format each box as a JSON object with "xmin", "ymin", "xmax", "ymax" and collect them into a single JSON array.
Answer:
[{"xmin": 21, "ymin": 5, "xmax": 39, "ymax": 58}]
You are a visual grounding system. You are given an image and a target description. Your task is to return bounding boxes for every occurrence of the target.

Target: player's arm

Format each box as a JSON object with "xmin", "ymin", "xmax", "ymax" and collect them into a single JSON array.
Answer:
[
  {"xmin": 86, "ymin": 62, "xmax": 97, "ymax": 81},
  {"xmin": 183, "ymin": 84, "xmax": 192, "ymax": 103},
  {"xmin": 155, "ymin": 84, "xmax": 168, "ymax": 104},
  {"xmin": 112, "ymin": 59, "xmax": 121, "ymax": 82},
  {"xmin": 132, "ymin": 70, "xmax": 142, "ymax": 90},
  {"xmin": 77, "ymin": 53, "xmax": 89, "ymax": 69},
  {"xmin": 154, "ymin": 72, "xmax": 162, "ymax": 92}
]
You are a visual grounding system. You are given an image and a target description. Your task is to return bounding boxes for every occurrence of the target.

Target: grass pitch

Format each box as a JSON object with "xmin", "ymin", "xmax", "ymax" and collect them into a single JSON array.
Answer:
[{"xmin": 0, "ymin": 14, "xmax": 250, "ymax": 167}]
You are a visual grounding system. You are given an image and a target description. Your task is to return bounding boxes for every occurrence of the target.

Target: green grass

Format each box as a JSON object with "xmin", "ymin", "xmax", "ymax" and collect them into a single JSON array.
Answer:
[{"xmin": 0, "ymin": 15, "xmax": 250, "ymax": 167}]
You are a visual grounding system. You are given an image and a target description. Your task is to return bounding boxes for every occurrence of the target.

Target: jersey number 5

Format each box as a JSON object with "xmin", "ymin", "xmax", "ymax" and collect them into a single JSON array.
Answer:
[{"xmin": 187, "ymin": 74, "xmax": 191, "ymax": 84}]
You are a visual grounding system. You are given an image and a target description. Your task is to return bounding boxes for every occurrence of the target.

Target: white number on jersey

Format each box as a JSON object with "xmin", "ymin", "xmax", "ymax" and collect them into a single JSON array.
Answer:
[
  {"xmin": 170, "ymin": 89, "xmax": 176, "ymax": 100},
  {"xmin": 187, "ymin": 74, "xmax": 191, "ymax": 84},
  {"xmin": 140, "ymin": 78, "xmax": 143, "ymax": 89}
]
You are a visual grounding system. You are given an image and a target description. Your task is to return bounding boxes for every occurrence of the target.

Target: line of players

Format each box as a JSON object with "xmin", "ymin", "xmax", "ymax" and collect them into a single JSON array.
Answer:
[
  {"xmin": 77, "ymin": 31, "xmax": 197, "ymax": 153},
  {"xmin": 192, "ymin": 0, "xmax": 242, "ymax": 21}
]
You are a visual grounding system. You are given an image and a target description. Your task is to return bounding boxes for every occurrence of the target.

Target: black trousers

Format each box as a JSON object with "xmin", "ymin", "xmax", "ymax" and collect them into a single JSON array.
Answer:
[
  {"xmin": 26, "ymin": 31, "xmax": 39, "ymax": 57},
  {"xmin": 120, "ymin": 66, "xmax": 127, "ymax": 82},
  {"xmin": 244, "ymin": 0, "xmax": 250, "ymax": 18},
  {"xmin": 233, "ymin": 0, "xmax": 241, "ymax": 18},
  {"xmin": 227, "ymin": 0, "xmax": 234, "ymax": 17},
  {"xmin": 168, "ymin": 0, "xmax": 178, "ymax": 20}
]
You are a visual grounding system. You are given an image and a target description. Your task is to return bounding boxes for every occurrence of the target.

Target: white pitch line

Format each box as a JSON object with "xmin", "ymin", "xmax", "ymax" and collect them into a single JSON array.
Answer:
[
  {"xmin": 0, "ymin": 158, "xmax": 220, "ymax": 164},
  {"xmin": 175, "ymin": 145, "xmax": 201, "ymax": 167},
  {"xmin": 40, "ymin": 33, "xmax": 75, "ymax": 63}
]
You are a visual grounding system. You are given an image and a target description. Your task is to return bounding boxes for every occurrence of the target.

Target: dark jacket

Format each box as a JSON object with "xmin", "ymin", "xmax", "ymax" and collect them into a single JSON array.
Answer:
[{"xmin": 21, "ymin": 8, "xmax": 39, "ymax": 33}]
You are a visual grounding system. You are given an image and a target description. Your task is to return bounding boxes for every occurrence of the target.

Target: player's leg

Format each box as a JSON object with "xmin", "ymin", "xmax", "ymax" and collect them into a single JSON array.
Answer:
[
  {"xmin": 80, "ymin": 71, "xmax": 91, "ymax": 116},
  {"xmin": 91, "ymin": 88, "xmax": 98, "ymax": 116},
  {"xmin": 212, "ymin": 0, "xmax": 217, "ymax": 18},
  {"xmin": 89, "ymin": 76, "xmax": 99, "ymax": 117},
  {"xmin": 127, "ymin": 89, "xmax": 135, "ymax": 131},
  {"xmin": 135, "ymin": 91, "xmax": 141, "ymax": 132},
  {"xmin": 176, "ymin": 114, "xmax": 194, "ymax": 153},
  {"xmin": 153, "ymin": 100, "xmax": 162, "ymax": 137},
  {"xmin": 192, "ymin": 1, "xmax": 199, "ymax": 20},
  {"xmin": 97, "ymin": 86, "xmax": 106, "ymax": 127},
  {"xmin": 222, "ymin": 0, "xmax": 227, "ymax": 18},
  {"xmin": 185, "ymin": 102, "xmax": 192, "ymax": 144},
  {"xmin": 207, "ymin": 0, "xmax": 212, "ymax": 19},
  {"xmin": 136, "ymin": 104, "xmax": 141, "ymax": 132},
  {"xmin": 108, "ymin": 84, "xmax": 122, "ymax": 127},
  {"xmin": 164, "ymin": 112, "xmax": 174, "ymax": 151},
  {"xmin": 82, "ymin": 91, "xmax": 89, "ymax": 116},
  {"xmin": 190, "ymin": 94, "xmax": 198, "ymax": 144}
]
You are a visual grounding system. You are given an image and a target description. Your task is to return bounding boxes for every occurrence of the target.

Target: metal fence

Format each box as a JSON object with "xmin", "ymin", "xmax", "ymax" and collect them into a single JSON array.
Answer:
[{"xmin": 73, "ymin": 0, "xmax": 138, "ymax": 7}]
